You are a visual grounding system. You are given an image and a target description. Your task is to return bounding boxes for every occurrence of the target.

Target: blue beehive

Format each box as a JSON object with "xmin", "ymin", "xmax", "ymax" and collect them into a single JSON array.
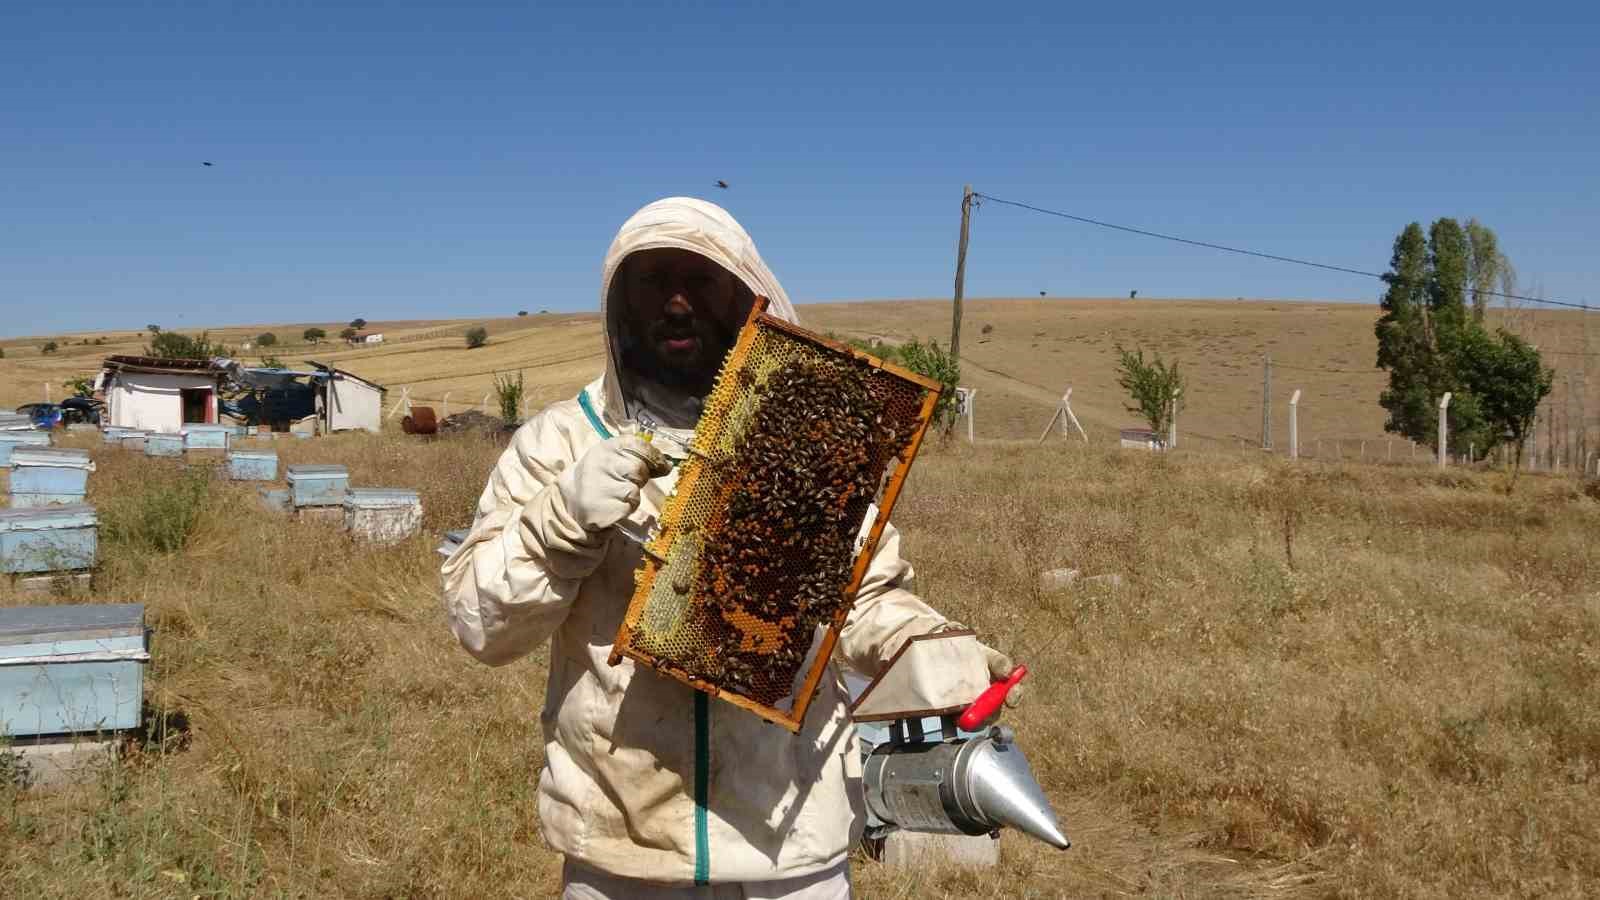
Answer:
[
  {"xmin": 0, "ymin": 431, "xmax": 52, "ymax": 468},
  {"xmin": 285, "ymin": 464, "xmax": 348, "ymax": 507},
  {"xmin": 144, "ymin": 433, "xmax": 184, "ymax": 458},
  {"xmin": 228, "ymin": 450, "xmax": 278, "ymax": 481},
  {"xmin": 118, "ymin": 431, "xmax": 149, "ymax": 451},
  {"xmin": 8, "ymin": 448, "xmax": 94, "ymax": 507},
  {"xmin": 0, "ymin": 604, "xmax": 147, "ymax": 739},
  {"xmin": 0, "ymin": 505, "xmax": 97, "ymax": 574},
  {"xmin": 182, "ymin": 424, "xmax": 231, "ymax": 451},
  {"xmin": 258, "ymin": 487, "xmax": 290, "ymax": 512},
  {"xmin": 102, "ymin": 427, "xmax": 129, "ymax": 444}
]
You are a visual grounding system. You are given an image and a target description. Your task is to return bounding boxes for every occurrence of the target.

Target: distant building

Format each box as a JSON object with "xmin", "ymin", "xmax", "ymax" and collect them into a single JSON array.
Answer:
[
  {"xmin": 346, "ymin": 331, "xmax": 384, "ymax": 345},
  {"xmin": 97, "ymin": 356, "xmax": 229, "ymax": 434},
  {"xmin": 308, "ymin": 362, "xmax": 386, "ymax": 433}
]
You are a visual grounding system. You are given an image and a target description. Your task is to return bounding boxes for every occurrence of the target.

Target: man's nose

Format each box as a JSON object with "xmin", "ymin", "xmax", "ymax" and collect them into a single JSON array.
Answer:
[{"xmin": 663, "ymin": 292, "xmax": 694, "ymax": 318}]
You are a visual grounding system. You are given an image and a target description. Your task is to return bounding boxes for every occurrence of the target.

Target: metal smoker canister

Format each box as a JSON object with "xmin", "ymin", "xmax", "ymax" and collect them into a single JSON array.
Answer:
[{"xmin": 863, "ymin": 725, "xmax": 1069, "ymax": 849}]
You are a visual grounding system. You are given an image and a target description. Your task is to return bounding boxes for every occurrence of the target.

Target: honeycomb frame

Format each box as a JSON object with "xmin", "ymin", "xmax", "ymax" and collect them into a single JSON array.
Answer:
[{"xmin": 607, "ymin": 296, "xmax": 942, "ymax": 732}]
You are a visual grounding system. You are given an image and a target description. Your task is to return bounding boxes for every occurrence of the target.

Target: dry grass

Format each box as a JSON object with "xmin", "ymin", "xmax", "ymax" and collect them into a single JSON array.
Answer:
[{"xmin": 3, "ymin": 427, "xmax": 1598, "ymax": 898}]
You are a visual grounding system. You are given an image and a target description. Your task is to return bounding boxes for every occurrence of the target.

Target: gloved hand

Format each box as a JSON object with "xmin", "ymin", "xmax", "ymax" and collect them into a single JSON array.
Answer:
[
  {"xmin": 941, "ymin": 621, "xmax": 1024, "ymax": 710},
  {"xmin": 556, "ymin": 436, "xmax": 671, "ymax": 534}
]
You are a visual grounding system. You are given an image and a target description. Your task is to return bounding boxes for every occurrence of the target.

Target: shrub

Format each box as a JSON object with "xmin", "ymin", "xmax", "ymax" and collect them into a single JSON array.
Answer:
[
  {"xmin": 465, "ymin": 327, "xmax": 489, "ymax": 349},
  {"xmin": 493, "ymin": 370, "xmax": 525, "ymax": 424},
  {"xmin": 303, "ymin": 327, "xmax": 326, "ymax": 344},
  {"xmin": 146, "ymin": 330, "xmax": 228, "ymax": 360},
  {"xmin": 898, "ymin": 339, "xmax": 961, "ymax": 428},
  {"xmin": 101, "ymin": 469, "xmax": 211, "ymax": 555},
  {"xmin": 255, "ymin": 332, "xmax": 277, "ymax": 347},
  {"xmin": 63, "ymin": 375, "xmax": 95, "ymax": 398},
  {"xmin": 340, "ymin": 327, "xmax": 359, "ymax": 342},
  {"xmin": 1115, "ymin": 343, "xmax": 1184, "ymax": 436},
  {"xmin": 40, "ymin": 341, "xmax": 58, "ymax": 355}
]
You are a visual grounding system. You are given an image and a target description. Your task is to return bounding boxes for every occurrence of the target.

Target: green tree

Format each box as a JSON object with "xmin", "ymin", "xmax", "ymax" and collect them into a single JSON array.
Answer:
[
  {"xmin": 349, "ymin": 318, "xmax": 367, "ymax": 330},
  {"xmin": 40, "ymin": 341, "xmax": 58, "ymax": 355},
  {"xmin": 1465, "ymin": 219, "xmax": 1516, "ymax": 325},
  {"xmin": 146, "ymin": 330, "xmax": 228, "ymax": 360},
  {"xmin": 63, "ymin": 375, "xmax": 95, "ymax": 397},
  {"xmin": 255, "ymin": 332, "xmax": 277, "ymax": 347},
  {"xmin": 493, "ymin": 370, "xmax": 525, "ymax": 424},
  {"xmin": 1457, "ymin": 327, "xmax": 1552, "ymax": 475},
  {"xmin": 898, "ymin": 339, "xmax": 961, "ymax": 428},
  {"xmin": 1114, "ymin": 344, "xmax": 1184, "ymax": 438},
  {"xmin": 340, "ymin": 327, "xmax": 359, "ymax": 342},
  {"xmin": 303, "ymin": 327, "xmax": 326, "ymax": 344},
  {"xmin": 465, "ymin": 326, "xmax": 489, "ymax": 349},
  {"xmin": 146, "ymin": 324, "xmax": 161, "ymax": 334},
  {"xmin": 1376, "ymin": 223, "xmax": 1433, "ymax": 443}
]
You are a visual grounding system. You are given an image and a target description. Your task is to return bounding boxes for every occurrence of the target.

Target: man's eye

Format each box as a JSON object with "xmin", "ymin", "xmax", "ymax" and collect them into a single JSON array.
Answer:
[
  {"xmin": 643, "ymin": 273, "xmax": 667, "ymax": 288},
  {"xmin": 686, "ymin": 276, "xmax": 712, "ymax": 290}
]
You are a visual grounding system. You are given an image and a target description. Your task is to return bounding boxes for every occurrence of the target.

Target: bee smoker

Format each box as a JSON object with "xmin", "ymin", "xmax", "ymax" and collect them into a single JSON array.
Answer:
[{"xmin": 851, "ymin": 633, "xmax": 1069, "ymax": 850}]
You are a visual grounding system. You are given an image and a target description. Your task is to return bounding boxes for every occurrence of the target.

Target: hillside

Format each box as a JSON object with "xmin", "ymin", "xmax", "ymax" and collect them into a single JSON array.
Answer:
[{"xmin": 3, "ymin": 298, "xmax": 1592, "ymax": 457}]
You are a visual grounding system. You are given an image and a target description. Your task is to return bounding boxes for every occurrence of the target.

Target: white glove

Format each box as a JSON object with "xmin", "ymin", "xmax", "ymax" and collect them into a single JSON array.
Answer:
[
  {"xmin": 942, "ymin": 621, "xmax": 1024, "ymax": 710},
  {"xmin": 557, "ymin": 436, "xmax": 670, "ymax": 534}
]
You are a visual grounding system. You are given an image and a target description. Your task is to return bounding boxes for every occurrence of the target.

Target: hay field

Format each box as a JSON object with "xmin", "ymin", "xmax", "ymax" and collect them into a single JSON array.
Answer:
[
  {"xmin": 2, "ymin": 427, "xmax": 1598, "ymax": 898},
  {"xmin": 6, "ymin": 298, "xmax": 1591, "ymax": 458}
]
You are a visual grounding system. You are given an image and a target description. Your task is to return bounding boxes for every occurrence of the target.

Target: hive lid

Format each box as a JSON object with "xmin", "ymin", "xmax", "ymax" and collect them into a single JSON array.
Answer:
[
  {"xmin": 230, "ymin": 449, "xmax": 278, "ymax": 460},
  {"xmin": 181, "ymin": 424, "xmax": 233, "ymax": 433},
  {"xmin": 343, "ymin": 488, "xmax": 419, "ymax": 508},
  {"xmin": 0, "ymin": 431, "xmax": 52, "ymax": 445},
  {"xmin": 0, "ymin": 603, "xmax": 144, "ymax": 646},
  {"xmin": 10, "ymin": 448, "xmax": 95, "ymax": 470},
  {"xmin": 0, "ymin": 504, "xmax": 98, "ymax": 532},
  {"xmin": 286, "ymin": 464, "xmax": 348, "ymax": 479}
]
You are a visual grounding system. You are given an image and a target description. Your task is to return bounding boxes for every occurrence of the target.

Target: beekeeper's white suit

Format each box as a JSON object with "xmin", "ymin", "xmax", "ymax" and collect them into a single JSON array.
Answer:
[{"xmin": 442, "ymin": 198, "xmax": 1010, "ymax": 898}]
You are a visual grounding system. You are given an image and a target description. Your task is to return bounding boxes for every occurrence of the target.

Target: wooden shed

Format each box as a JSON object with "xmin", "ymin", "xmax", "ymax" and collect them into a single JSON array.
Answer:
[{"xmin": 309, "ymin": 363, "xmax": 386, "ymax": 434}]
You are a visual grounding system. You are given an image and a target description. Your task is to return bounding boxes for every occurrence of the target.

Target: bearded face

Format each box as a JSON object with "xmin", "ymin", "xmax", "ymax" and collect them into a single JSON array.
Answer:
[{"xmin": 619, "ymin": 248, "xmax": 751, "ymax": 394}]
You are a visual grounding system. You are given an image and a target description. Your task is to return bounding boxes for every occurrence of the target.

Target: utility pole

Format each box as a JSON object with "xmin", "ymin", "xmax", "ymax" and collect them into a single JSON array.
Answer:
[
  {"xmin": 1261, "ymin": 354, "xmax": 1272, "ymax": 449},
  {"xmin": 950, "ymin": 184, "xmax": 973, "ymax": 361}
]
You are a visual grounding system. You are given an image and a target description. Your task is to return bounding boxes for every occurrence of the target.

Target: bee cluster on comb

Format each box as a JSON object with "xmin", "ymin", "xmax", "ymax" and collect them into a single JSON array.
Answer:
[{"xmin": 610, "ymin": 300, "xmax": 941, "ymax": 731}]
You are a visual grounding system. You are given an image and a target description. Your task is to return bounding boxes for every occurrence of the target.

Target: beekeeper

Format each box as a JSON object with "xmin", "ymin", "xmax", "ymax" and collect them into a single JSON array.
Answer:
[{"xmin": 442, "ymin": 197, "xmax": 1017, "ymax": 899}]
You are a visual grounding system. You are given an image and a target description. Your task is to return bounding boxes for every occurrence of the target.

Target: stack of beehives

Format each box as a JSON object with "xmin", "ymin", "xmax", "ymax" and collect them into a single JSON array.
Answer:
[{"xmin": 266, "ymin": 464, "xmax": 422, "ymax": 544}]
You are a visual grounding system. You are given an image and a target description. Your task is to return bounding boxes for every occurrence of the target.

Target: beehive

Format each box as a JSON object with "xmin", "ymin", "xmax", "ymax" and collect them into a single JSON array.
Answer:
[
  {"xmin": 118, "ymin": 431, "xmax": 149, "ymax": 451},
  {"xmin": 0, "ymin": 603, "xmax": 147, "ymax": 739},
  {"xmin": 343, "ymin": 488, "xmax": 422, "ymax": 543},
  {"xmin": 8, "ymin": 449, "xmax": 94, "ymax": 507},
  {"xmin": 0, "ymin": 431, "xmax": 52, "ymax": 468},
  {"xmin": 0, "ymin": 505, "xmax": 97, "ymax": 575},
  {"xmin": 144, "ymin": 433, "xmax": 183, "ymax": 457},
  {"xmin": 608, "ymin": 298, "xmax": 940, "ymax": 731},
  {"xmin": 182, "ymin": 424, "xmax": 232, "ymax": 452},
  {"xmin": 286, "ymin": 464, "xmax": 348, "ymax": 506},
  {"xmin": 228, "ymin": 450, "xmax": 278, "ymax": 481}
]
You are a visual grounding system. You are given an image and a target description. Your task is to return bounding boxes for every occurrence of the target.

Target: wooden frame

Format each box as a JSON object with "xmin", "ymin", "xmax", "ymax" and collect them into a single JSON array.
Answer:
[{"xmin": 609, "ymin": 298, "xmax": 943, "ymax": 732}]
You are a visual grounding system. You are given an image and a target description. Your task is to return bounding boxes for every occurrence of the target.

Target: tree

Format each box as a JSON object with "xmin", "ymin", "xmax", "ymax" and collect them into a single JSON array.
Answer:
[
  {"xmin": 493, "ymin": 370, "xmax": 525, "ymax": 424},
  {"xmin": 147, "ymin": 324, "xmax": 161, "ymax": 334},
  {"xmin": 0, "ymin": 348, "xmax": 5, "ymax": 359},
  {"xmin": 349, "ymin": 318, "xmax": 367, "ymax": 330},
  {"xmin": 63, "ymin": 375, "xmax": 95, "ymax": 397},
  {"xmin": 340, "ymin": 327, "xmax": 359, "ymax": 342},
  {"xmin": 303, "ymin": 327, "xmax": 326, "ymax": 344},
  {"xmin": 517, "ymin": 310, "xmax": 529, "ymax": 317},
  {"xmin": 1466, "ymin": 219, "xmax": 1516, "ymax": 326},
  {"xmin": 1114, "ymin": 344, "xmax": 1184, "ymax": 437},
  {"xmin": 1376, "ymin": 223, "xmax": 1436, "ymax": 443},
  {"xmin": 41, "ymin": 341, "xmax": 58, "ymax": 355},
  {"xmin": 255, "ymin": 332, "xmax": 278, "ymax": 347},
  {"xmin": 898, "ymin": 339, "xmax": 961, "ymax": 429},
  {"xmin": 465, "ymin": 327, "xmax": 489, "ymax": 349},
  {"xmin": 1457, "ymin": 327, "xmax": 1552, "ymax": 475},
  {"xmin": 146, "ymin": 330, "xmax": 228, "ymax": 360}
]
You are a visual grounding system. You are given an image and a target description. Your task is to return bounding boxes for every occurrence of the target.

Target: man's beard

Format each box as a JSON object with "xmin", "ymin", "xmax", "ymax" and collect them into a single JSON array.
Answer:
[{"xmin": 622, "ymin": 314, "xmax": 737, "ymax": 393}]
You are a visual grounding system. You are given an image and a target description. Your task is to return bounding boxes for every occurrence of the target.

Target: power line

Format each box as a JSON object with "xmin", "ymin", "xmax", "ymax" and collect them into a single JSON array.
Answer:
[{"xmin": 974, "ymin": 192, "xmax": 1597, "ymax": 313}]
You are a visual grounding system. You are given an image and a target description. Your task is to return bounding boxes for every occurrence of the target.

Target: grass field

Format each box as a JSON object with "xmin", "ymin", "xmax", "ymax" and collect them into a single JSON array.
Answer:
[
  {"xmin": 2, "ymin": 427, "xmax": 1598, "ymax": 898},
  {"xmin": 2, "ymin": 297, "xmax": 1598, "ymax": 897}
]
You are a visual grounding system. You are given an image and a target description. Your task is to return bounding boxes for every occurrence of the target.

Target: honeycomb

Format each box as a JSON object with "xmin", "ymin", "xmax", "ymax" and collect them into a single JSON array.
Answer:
[{"xmin": 609, "ymin": 302, "xmax": 940, "ymax": 731}]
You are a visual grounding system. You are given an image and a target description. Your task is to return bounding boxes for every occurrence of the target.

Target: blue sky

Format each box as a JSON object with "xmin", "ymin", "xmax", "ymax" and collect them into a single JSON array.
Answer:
[{"xmin": 3, "ymin": 2, "xmax": 1596, "ymax": 336}]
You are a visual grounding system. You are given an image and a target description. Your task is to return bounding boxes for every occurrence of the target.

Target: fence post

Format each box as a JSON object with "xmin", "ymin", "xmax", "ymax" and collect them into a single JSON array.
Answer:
[
  {"xmin": 442, "ymin": 392, "xmax": 452, "ymax": 418},
  {"xmin": 1437, "ymin": 392, "xmax": 1452, "ymax": 469},
  {"xmin": 1168, "ymin": 388, "xmax": 1181, "ymax": 449},
  {"xmin": 1387, "ymin": 440, "xmax": 1392, "ymax": 462},
  {"xmin": 1289, "ymin": 390, "xmax": 1301, "ymax": 460},
  {"xmin": 1360, "ymin": 441, "xmax": 1366, "ymax": 461}
]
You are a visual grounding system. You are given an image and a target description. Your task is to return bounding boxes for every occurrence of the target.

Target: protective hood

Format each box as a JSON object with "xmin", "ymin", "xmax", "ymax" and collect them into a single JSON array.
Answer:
[{"xmin": 597, "ymin": 197, "xmax": 798, "ymax": 431}]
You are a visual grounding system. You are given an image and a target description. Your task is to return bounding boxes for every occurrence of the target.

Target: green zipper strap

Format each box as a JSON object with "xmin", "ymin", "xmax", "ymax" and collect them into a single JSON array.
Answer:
[
  {"xmin": 694, "ymin": 690, "xmax": 710, "ymax": 884},
  {"xmin": 577, "ymin": 389, "xmax": 613, "ymax": 440}
]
